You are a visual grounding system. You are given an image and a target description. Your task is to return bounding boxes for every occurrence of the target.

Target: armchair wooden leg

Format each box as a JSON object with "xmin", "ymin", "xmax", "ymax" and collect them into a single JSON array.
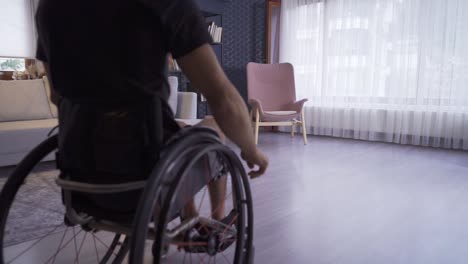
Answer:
[
  {"xmin": 254, "ymin": 109, "xmax": 260, "ymax": 144},
  {"xmin": 301, "ymin": 110, "xmax": 308, "ymax": 145},
  {"xmin": 291, "ymin": 121, "xmax": 295, "ymax": 138}
]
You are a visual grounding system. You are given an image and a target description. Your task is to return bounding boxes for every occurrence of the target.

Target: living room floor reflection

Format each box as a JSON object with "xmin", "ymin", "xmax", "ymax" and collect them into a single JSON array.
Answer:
[{"xmin": 1, "ymin": 132, "xmax": 468, "ymax": 264}]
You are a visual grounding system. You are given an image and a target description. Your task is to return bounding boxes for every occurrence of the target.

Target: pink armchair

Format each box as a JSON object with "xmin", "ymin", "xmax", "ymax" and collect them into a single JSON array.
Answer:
[{"xmin": 246, "ymin": 62, "xmax": 308, "ymax": 144}]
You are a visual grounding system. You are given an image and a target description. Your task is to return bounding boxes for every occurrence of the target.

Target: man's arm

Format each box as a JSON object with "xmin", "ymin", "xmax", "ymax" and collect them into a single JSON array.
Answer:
[{"xmin": 177, "ymin": 44, "xmax": 268, "ymax": 178}]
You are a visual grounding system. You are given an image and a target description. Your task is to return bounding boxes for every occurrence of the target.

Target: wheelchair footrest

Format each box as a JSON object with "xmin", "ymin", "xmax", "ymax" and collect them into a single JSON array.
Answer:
[{"xmin": 182, "ymin": 210, "xmax": 238, "ymax": 256}]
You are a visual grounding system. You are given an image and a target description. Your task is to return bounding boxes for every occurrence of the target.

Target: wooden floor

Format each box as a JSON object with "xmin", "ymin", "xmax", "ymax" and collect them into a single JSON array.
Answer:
[
  {"xmin": 251, "ymin": 132, "xmax": 468, "ymax": 264},
  {"xmin": 2, "ymin": 132, "xmax": 468, "ymax": 263}
]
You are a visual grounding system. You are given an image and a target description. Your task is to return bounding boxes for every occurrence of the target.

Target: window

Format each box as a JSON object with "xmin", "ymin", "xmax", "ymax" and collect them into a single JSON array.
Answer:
[
  {"xmin": 0, "ymin": 58, "xmax": 26, "ymax": 71},
  {"xmin": 0, "ymin": 0, "xmax": 36, "ymax": 58},
  {"xmin": 280, "ymin": 0, "xmax": 468, "ymax": 108}
]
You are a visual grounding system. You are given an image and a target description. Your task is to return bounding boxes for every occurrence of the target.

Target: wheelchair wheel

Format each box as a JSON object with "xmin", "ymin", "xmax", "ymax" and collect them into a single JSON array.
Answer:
[
  {"xmin": 0, "ymin": 135, "xmax": 128, "ymax": 264},
  {"xmin": 129, "ymin": 128, "xmax": 254, "ymax": 264}
]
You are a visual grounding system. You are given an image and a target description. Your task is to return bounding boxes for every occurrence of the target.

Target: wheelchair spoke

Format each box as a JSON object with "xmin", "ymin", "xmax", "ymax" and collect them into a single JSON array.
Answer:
[
  {"xmin": 73, "ymin": 232, "xmax": 87, "ymax": 264},
  {"xmin": 196, "ymin": 252, "xmax": 208, "ymax": 264},
  {"xmin": 220, "ymin": 251, "xmax": 231, "ymax": 264},
  {"xmin": 51, "ymin": 227, "xmax": 69, "ymax": 264},
  {"xmin": 6, "ymin": 224, "xmax": 62, "ymax": 264},
  {"xmin": 92, "ymin": 234, "xmax": 119, "ymax": 258},
  {"xmin": 92, "ymin": 234, "xmax": 100, "ymax": 262},
  {"xmin": 72, "ymin": 227, "xmax": 79, "ymax": 263},
  {"xmin": 220, "ymin": 214, "xmax": 238, "ymax": 237},
  {"xmin": 43, "ymin": 230, "xmax": 121, "ymax": 264},
  {"xmin": 43, "ymin": 229, "xmax": 84, "ymax": 264}
]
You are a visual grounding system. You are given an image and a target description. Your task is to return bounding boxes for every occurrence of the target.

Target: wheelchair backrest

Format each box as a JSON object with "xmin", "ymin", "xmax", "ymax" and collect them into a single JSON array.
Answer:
[{"xmin": 56, "ymin": 95, "xmax": 171, "ymax": 182}]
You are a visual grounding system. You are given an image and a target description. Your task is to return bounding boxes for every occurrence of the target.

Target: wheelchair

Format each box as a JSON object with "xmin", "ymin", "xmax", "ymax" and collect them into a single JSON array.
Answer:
[{"xmin": 0, "ymin": 126, "xmax": 254, "ymax": 263}]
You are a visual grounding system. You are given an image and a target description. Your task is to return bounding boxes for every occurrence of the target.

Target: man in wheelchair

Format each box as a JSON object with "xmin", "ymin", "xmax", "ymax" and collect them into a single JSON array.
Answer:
[{"xmin": 26, "ymin": 0, "xmax": 269, "ymax": 262}]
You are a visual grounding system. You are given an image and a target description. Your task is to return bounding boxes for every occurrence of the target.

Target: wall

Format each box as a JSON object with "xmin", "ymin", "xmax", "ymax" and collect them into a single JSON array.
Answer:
[{"xmin": 222, "ymin": 0, "xmax": 266, "ymax": 101}]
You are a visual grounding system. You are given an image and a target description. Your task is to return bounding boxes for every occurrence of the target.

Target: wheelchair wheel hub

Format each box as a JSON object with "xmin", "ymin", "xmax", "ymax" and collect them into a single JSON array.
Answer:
[{"xmin": 207, "ymin": 232, "xmax": 220, "ymax": 256}]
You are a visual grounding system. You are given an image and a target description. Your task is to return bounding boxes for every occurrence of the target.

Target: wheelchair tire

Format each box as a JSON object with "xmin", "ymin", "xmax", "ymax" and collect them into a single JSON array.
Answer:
[
  {"xmin": 0, "ymin": 135, "xmax": 128, "ymax": 264},
  {"xmin": 129, "ymin": 128, "xmax": 254, "ymax": 264}
]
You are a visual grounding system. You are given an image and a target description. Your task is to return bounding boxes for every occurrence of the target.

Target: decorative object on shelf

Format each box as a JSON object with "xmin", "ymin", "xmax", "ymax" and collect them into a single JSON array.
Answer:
[
  {"xmin": 167, "ymin": 54, "xmax": 181, "ymax": 72},
  {"xmin": 0, "ymin": 58, "xmax": 25, "ymax": 71},
  {"xmin": 12, "ymin": 61, "xmax": 46, "ymax": 80},
  {"xmin": 168, "ymin": 8, "xmax": 224, "ymax": 119},
  {"xmin": 207, "ymin": 21, "xmax": 223, "ymax": 43}
]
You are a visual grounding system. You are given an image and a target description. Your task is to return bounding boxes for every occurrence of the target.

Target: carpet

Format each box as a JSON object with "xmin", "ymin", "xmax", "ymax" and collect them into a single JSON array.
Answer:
[{"xmin": 0, "ymin": 162, "xmax": 65, "ymax": 247}]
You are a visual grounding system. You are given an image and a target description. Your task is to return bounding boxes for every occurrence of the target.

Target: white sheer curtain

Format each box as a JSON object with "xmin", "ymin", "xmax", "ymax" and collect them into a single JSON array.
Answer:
[
  {"xmin": 0, "ymin": 0, "xmax": 37, "ymax": 58},
  {"xmin": 280, "ymin": 0, "xmax": 468, "ymax": 150}
]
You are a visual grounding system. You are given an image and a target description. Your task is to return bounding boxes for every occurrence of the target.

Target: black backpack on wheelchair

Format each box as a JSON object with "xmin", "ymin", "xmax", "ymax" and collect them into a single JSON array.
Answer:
[{"xmin": 0, "ymin": 92, "xmax": 254, "ymax": 264}]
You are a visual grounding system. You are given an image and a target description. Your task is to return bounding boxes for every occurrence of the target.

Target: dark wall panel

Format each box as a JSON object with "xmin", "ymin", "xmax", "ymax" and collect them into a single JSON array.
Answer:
[
  {"xmin": 196, "ymin": 0, "xmax": 225, "ymax": 14},
  {"xmin": 222, "ymin": 0, "xmax": 266, "ymax": 101}
]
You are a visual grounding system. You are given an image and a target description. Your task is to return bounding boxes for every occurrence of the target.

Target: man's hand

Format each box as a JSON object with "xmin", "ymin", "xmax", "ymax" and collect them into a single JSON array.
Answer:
[
  {"xmin": 241, "ymin": 148, "xmax": 269, "ymax": 178},
  {"xmin": 196, "ymin": 116, "xmax": 267, "ymax": 177}
]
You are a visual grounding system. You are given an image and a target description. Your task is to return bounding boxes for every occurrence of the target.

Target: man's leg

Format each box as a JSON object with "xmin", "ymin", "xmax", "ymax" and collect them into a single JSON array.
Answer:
[
  {"xmin": 208, "ymin": 174, "xmax": 227, "ymax": 220},
  {"xmin": 179, "ymin": 116, "xmax": 228, "ymax": 221}
]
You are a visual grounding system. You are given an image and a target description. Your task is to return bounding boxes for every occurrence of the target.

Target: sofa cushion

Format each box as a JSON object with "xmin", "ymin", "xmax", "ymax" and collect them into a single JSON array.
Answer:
[
  {"xmin": 0, "ymin": 79, "xmax": 53, "ymax": 122},
  {"xmin": 168, "ymin": 76, "xmax": 178, "ymax": 115},
  {"xmin": 0, "ymin": 119, "xmax": 58, "ymax": 155}
]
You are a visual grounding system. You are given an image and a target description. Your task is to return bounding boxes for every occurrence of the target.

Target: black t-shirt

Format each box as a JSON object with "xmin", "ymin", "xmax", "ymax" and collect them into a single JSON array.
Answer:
[
  {"xmin": 35, "ymin": 0, "xmax": 211, "ymax": 103},
  {"xmin": 36, "ymin": 0, "xmax": 213, "ymax": 167}
]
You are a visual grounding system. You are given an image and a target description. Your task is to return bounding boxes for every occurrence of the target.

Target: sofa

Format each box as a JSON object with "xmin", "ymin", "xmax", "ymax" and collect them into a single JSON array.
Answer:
[{"xmin": 0, "ymin": 76, "xmax": 198, "ymax": 167}]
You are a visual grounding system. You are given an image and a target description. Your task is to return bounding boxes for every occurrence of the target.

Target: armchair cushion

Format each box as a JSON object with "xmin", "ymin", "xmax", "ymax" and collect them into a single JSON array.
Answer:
[
  {"xmin": 249, "ymin": 98, "xmax": 305, "ymax": 122},
  {"xmin": 261, "ymin": 111, "xmax": 300, "ymax": 122},
  {"xmin": 264, "ymin": 111, "xmax": 297, "ymax": 115}
]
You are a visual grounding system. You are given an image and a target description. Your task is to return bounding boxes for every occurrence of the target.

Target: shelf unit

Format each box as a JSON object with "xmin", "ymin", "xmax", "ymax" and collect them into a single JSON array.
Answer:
[{"xmin": 169, "ymin": 10, "xmax": 223, "ymax": 118}]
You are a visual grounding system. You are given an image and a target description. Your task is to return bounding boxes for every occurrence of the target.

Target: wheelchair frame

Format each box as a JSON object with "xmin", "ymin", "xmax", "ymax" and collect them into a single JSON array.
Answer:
[{"xmin": 0, "ymin": 127, "xmax": 254, "ymax": 264}]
